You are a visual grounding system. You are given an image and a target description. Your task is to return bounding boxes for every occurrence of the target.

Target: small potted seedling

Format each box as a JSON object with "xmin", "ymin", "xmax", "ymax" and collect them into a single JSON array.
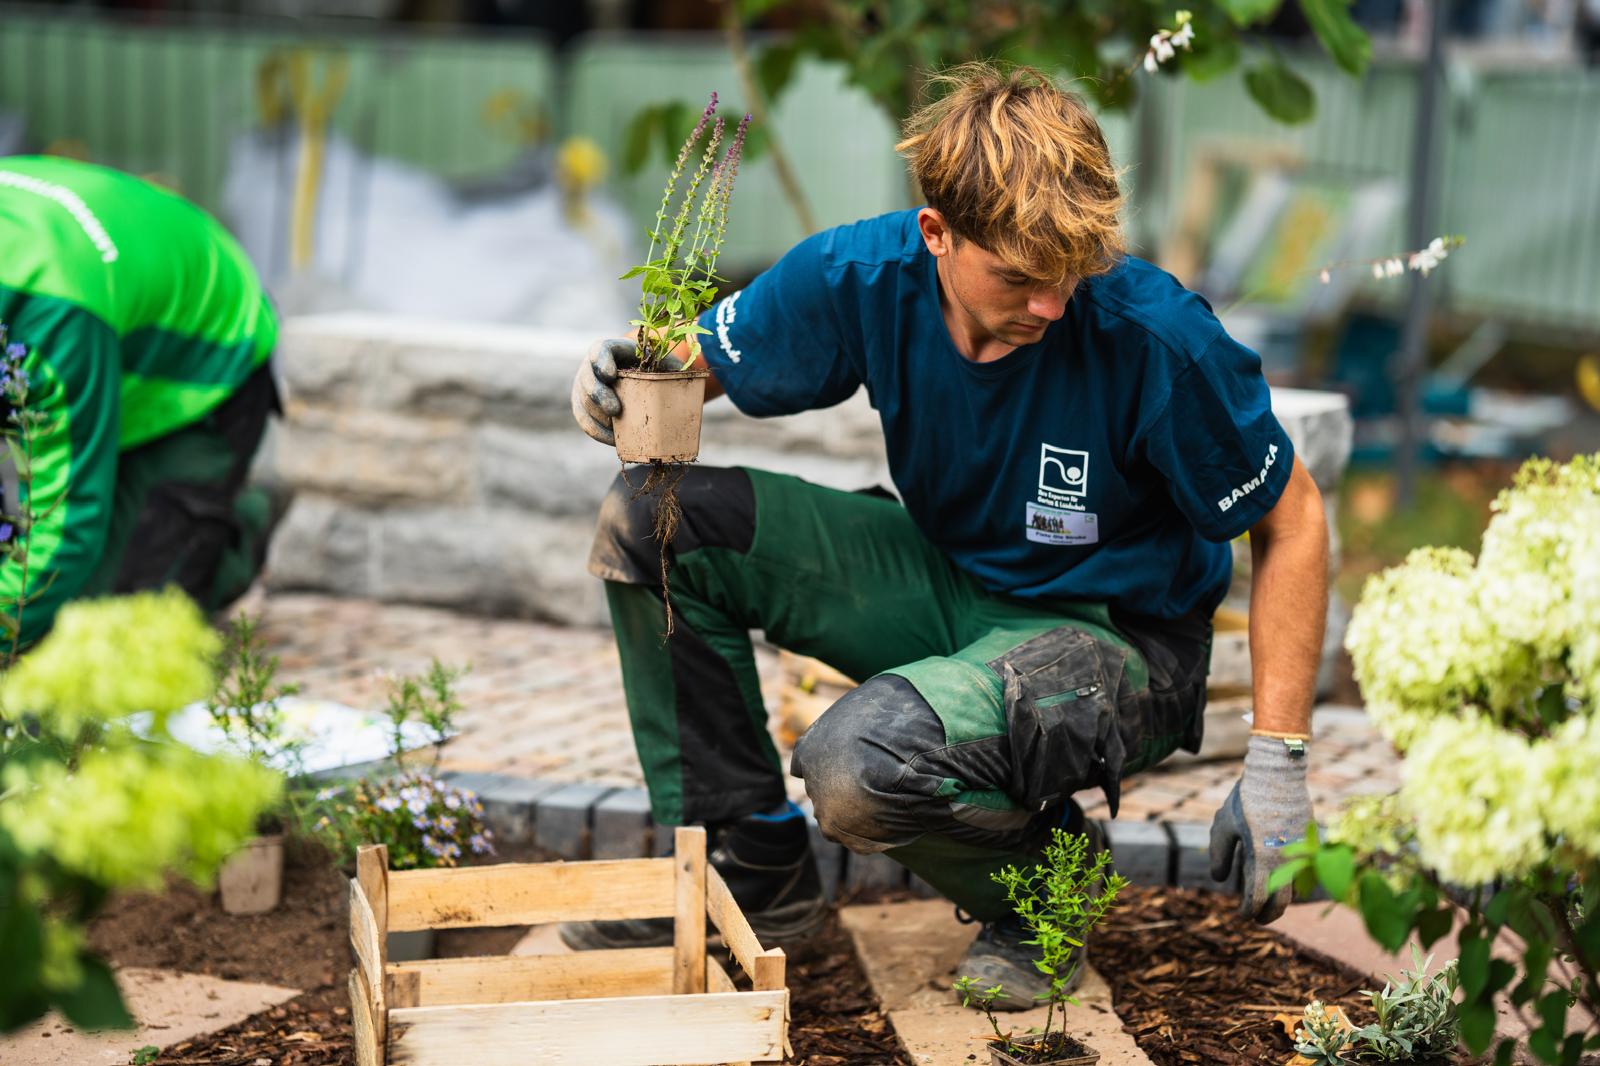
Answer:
[
  {"xmin": 615, "ymin": 91, "xmax": 749, "ymax": 464},
  {"xmin": 954, "ymin": 828, "xmax": 1128, "ymax": 1066},
  {"xmin": 207, "ymin": 615, "xmax": 303, "ymax": 914}
]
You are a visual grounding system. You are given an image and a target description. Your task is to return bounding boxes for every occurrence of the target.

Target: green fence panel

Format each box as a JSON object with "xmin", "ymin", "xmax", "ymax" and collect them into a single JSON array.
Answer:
[{"xmin": 0, "ymin": 9, "xmax": 556, "ymax": 216}]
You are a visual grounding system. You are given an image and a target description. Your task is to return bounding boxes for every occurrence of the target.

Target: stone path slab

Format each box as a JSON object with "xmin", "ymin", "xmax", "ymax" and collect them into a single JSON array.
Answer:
[
  {"xmin": 840, "ymin": 899, "xmax": 1155, "ymax": 1066},
  {"xmin": 0, "ymin": 968, "xmax": 299, "ymax": 1066}
]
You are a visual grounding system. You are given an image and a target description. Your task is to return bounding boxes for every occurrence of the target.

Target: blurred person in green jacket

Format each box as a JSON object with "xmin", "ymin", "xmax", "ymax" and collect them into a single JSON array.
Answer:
[{"xmin": 0, "ymin": 155, "xmax": 280, "ymax": 645}]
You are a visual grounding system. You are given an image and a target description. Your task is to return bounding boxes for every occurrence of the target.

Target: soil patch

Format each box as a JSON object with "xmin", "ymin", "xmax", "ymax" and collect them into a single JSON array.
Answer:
[
  {"xmin": 89, "ymin": 845, "xmax": 903, "ymax": 1065},
  {"xmin": 1095, "ymin": 884, "xmax": 1376, "ymax": 1065}
]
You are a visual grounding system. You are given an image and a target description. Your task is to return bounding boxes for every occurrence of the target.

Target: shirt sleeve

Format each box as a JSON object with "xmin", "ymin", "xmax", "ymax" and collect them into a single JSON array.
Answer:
[
  {"xmin": 694, "ymin": 230, "xmax": 862, "ymax": 417},
  {"xmin": 1138, "ymin": 331, "xmax": 1295, "ymax": 543},
  {"xmin": 0, "ymin": 302, "xmax": 120, "ymax": 647}
]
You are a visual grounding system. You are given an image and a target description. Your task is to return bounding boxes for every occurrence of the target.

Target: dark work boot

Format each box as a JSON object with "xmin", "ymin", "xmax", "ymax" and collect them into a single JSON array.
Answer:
[
  {"xmin": 952, "ymin": 801, "xmax": 1106, "ymax": 1012},
  {"xmin": 559, "ymin": 806, "xmax": 827, "ymax": 950}
]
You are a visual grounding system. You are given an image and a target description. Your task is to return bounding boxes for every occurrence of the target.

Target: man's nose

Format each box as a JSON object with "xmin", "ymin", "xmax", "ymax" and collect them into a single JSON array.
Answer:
[{"xmin": 1028, "ymin": 286, "xmax": 1069, "ymax": 321}]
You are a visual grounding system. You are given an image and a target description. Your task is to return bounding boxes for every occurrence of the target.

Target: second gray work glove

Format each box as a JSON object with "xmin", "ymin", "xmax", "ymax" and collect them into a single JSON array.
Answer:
[
  {"xmin": 571, "ymin": 338, "xmax": 635, "ymax": 446},
  {"xmin": 1208, "ymin": 734, "xmax": 1312, "ymax": 924}
]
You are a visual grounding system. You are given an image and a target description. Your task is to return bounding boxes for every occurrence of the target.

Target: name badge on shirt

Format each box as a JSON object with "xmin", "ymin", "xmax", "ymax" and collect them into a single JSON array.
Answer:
[{"xmin": 1025, "ymin": 503, "xmax": 1099, "ymax": 546}]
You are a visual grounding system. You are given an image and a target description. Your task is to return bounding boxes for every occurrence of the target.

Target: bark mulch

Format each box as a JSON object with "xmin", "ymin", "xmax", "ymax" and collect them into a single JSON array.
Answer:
[
  {"xmin": 88, "ymin": 846, "xmax": 907, "ymax": 1065},
  {"xmin": 1094, "ymin": 884, "xmax": 1375, "ymax": 1065}
]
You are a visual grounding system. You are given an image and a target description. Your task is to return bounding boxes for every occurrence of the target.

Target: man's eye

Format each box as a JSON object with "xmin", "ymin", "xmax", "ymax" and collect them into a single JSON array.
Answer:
[{"xmin": 1001, "ymin": 276, "xmax": 1028, "ymax": 287}]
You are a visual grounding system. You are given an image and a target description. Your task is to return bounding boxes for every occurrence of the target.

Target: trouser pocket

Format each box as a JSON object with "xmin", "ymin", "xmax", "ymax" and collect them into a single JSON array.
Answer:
[
  {"xmin": 1113, "ymin": 608, "xmax": 1213, "ymax": 774},
  {"xmin": 992, "ymin": 627, "xmax": 1130, "ymax": 815}
]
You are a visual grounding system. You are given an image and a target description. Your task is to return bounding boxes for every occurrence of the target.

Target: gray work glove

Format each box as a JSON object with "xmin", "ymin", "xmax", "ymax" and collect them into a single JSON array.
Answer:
[
  {"xmin": 1208, "ymin": 734, "xmax": 1312, "ymax": 924},
  {"xmin": 571, "ymin": 338, "xmax": 634, "ymax": 446}
]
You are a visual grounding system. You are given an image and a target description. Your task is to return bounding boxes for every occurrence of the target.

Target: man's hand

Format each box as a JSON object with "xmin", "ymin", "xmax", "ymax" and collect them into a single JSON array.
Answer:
[
  {"xmin": 571, "ymin": 338, "xmax": 636, "ymax": 446},
  {"xmin": 1208, "ymin": 735, "xmax": 1312, "ymax": 923}
]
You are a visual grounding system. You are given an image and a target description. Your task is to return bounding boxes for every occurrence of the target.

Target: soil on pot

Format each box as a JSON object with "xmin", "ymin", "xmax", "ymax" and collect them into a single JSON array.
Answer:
[{"xmin": 989, "ymin": 1030, "xmax": 1098, "ymax": 1064}]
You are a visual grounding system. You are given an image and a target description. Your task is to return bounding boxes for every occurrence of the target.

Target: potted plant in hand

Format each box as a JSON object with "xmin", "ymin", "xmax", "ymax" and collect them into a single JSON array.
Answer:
[
  {"xmin": 614, "ymin": 91, "xmax": 750, "ymax": 464},
  {"xmin": 954, "ymin": 828, "xmax": 1129, "ymax": 1066}
]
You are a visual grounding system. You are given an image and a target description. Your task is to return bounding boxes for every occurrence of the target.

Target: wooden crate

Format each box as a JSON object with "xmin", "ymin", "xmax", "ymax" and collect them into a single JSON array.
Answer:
[{"xmin": 348, "ymin": 828, "xmax": 789, "ymax": 1066}]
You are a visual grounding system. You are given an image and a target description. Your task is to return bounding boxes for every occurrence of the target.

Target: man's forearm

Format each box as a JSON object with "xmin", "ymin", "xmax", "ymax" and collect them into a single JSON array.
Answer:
[{"xmin": 1246, "ymin": 465, "xmax": 1329, "ymax": 736}]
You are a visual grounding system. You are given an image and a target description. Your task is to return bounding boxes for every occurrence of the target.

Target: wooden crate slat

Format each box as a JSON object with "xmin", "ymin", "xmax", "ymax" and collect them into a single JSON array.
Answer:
[
  {"xmin": 707, "ymin": 956, "xmax": 738, "ymax": 995},
  {"xmin": 349, "ymin": 879, "xmax": 385, "ymax": 1040},
  {"xmin": 705, "ymin": 866, "xmax": 764, "ymax": 982},
  {"xmin": 349, "ymin": 968, "xmax": 381, "ymax": 1066},
  {"xmin": 673, "ymin": 827, "xmax": 707, "ymax": 996},
  {"xmin": 753, "ymin": 949, "xmax": 786, "ymax": 994},
  {"xmin": 386, "ymin": 858, "xmax": 675, "ymax": 931},
  {"xmin": 356, "ymin": 845, "xmax": 389, "ymax": 972},
  {"xmin": 387, "ymin": 990, "xmax": 787, "ymax": 1066},
  {"xmin": 388, "ymin": 948, "xmax": 675, "ymax": 1007}
]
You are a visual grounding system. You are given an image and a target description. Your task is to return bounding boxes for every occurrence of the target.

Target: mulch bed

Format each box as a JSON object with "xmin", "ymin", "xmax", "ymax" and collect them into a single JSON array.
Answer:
[
  {"xmin": 1095, "ymin": 884, "xmax": 1375, "ymax": 1065},
  {"xmin": 86, "ymin": 851, "xmax": 1445, "ymax": 1065},
  {"xmin": 87, "ymin": 844, "xmax": 907, "ymax": 1065}
]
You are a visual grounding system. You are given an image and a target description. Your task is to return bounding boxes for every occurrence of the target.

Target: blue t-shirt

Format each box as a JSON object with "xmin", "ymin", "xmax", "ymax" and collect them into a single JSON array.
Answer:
[{"xmin": 696, "ymin": 209, "xmax": 1294, "ymax": 620}]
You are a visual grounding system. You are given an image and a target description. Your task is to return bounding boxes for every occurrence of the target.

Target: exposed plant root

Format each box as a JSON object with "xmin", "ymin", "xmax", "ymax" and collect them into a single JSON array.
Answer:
[{"xmin": 622, "ymin": 460, "xmax": 689, "ymax": 638}]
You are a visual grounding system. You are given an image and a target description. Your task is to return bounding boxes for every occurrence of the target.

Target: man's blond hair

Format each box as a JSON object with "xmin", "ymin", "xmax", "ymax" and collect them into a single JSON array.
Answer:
[{"xmin": 896, "ymin": 62, "xmax": 1126, "ymax": 288}]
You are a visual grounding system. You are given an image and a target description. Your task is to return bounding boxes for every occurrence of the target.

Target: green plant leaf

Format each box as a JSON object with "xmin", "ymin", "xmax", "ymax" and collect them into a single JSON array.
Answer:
[
  {"xmin": 1183, "ymin": 30, "xmax": 1242, "ymax": 83},
  {"xmin": 1244, "ymin": 62, "xmax": 1315, "ymax": 124},
  {"xmin": 1314, "ymin": 844, "xmax": 1355, "ymax": 900},
  {"xmin": 54, "ymin": 955, "xmax": 133, "ymax": 1031},
  {"xmin": 622, "ymin": 105, "xmax": 663, "ymax": 175},
  {"xmin": 1357, "ymin": 872, "xmax": 1412, "ymax": 951},
  {"xmin": 1218, "ymin": 0, "xmax": 1281, "ymax": 25},
  {"xmin": 1459, "ymin": 1001, "xmax": 1495, "ymax": 1054},
  {"xmin": 1459, "ymin": 932, "xmax": 1490, "ymax": 999},
  {"xmin": 756, "ymin": 41, "xmax": 802, "ymax": 102},
  {"xmin": 1416, "ymin": 904, "xmax": 1453, "ymax": 948},
  {"xmin": 1300, "ymin": 0, "xmax": 1372, "ymax": 74},
  {"xmin": 1267, "ymin": 855, "xmax": 1308, "ymax": 893}
]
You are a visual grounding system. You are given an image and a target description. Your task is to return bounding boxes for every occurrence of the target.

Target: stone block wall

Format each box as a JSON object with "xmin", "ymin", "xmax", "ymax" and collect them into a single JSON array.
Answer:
[{"xmin": 258, "ymin": 314, "xmax": 1351, "ymax": 643}]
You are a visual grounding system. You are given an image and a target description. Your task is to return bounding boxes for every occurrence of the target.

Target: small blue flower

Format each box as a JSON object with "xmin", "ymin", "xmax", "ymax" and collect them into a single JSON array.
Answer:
[
  {"xmin": 469, "ymin": 834, "xmax": 492, "ymax": 855},
  {"xmin": 438, "ymin": 815, "xmax": 456, "ymax": 835},
  {"xmin": 0, "ymin": 524, "xmax": 13, "ymax": 544},
  {"xmin": 406, "ymin": 796, "xmax": 427, "ymax": 816},
  {"xmin": 4, "ymin": 343, "xmax": 23, "ymax": 361},
  {"xmin": 315, "ymin": 787, "xmax": 339, "ymax": 802},
  {"xmin": 377, "ymin": 795, "xmax": 402, "ymax": 813},
  {"xmin": 412, "ymin": 815, "xmax": 430, "ymax": 831},
  {"xmin": 444, "ymin": 793, "xmax": 462, "ymax": 811}
]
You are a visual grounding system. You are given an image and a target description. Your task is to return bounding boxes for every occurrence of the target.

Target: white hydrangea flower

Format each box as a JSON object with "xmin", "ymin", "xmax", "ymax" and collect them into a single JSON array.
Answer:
[
  {"xmin": 1539, "ymin": 711, "xmax": 1600, "ymax": 860},
  {"xmin": 1401, "ymin": 715, "xmax": 1549, "ymax": 885}
]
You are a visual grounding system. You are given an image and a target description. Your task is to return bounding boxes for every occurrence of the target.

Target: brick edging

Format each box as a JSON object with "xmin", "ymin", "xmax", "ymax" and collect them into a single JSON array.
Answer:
[{"xmin": 441, "ymin": 771, "xmax": 1296, "ymax": 900}]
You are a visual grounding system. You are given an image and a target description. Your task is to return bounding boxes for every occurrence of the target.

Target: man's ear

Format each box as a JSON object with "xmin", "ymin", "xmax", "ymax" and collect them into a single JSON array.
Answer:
[{"xmin": 917, "ymin": 208, "xmax": 954, "ymax": 257}]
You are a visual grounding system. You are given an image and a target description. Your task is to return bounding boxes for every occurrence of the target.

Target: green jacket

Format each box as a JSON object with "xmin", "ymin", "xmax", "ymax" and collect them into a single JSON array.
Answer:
[{"xmin": 0, "ymin": 155, "xmax": 277, "ymax": 643}]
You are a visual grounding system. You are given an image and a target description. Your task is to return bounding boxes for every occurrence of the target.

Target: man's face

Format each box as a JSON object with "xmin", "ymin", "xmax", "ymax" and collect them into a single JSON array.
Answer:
[{"xmin": 920, "ymin": 211, "xmax": 1078, "ymax": 350}]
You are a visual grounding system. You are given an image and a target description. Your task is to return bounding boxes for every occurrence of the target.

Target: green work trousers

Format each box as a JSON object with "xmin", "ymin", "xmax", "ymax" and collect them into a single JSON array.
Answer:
[{"xmin": 589, "ymin": 466, "xmax": 1211, "ymax": 919}]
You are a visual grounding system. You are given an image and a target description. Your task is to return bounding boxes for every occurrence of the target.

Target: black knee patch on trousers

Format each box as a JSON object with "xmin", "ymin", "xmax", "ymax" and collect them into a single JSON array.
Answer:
[{"xmin": 588, "ymin": 465, "xmax": 757, "ymax": 585}]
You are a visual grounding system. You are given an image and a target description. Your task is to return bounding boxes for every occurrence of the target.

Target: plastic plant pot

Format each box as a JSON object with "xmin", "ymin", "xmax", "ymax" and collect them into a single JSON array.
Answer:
[
  {"xmin": 613, "ymin": 368, "xmax": 711, "ymax": 464},
  {"xmin": 988, "ymin": 1034, "xmax": 1101, "ymax": 1066}
]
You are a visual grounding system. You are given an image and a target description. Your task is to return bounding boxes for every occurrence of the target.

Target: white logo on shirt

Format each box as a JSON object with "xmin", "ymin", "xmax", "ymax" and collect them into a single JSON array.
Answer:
[
  {"xmin": 1038, "ymin": 444, "xmax": 1089, "ymax": 499},
  {"xmin": 0, "ymin": 169, "xmax": 120, "ymax": 263},
  {"xmin": 714, "ymin": 290, "xmax": 744, "ymax": 364},
  {"xmin": 1216, "ymin": 442, "xmax": 1280, "ymax": 512}
]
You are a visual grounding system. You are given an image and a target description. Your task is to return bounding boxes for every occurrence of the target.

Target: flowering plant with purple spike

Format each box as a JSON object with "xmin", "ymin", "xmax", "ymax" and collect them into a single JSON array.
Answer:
[
  {"xmin": 623, "ymin": 92, "xmax": 751, "ymax": 370},
  {"xmin": 0, "ymin": 321, "xmax": 53, "ymax": 660}
]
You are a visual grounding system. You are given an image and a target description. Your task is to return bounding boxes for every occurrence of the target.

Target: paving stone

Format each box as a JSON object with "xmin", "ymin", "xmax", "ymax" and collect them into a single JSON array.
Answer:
[
  {"xmin": 845, "ymin": 850, "xmax": 908, "ymax": 893},
  {"xmin": 1105, "ymin": 818, "xmax": 1172, "ymax": 886},
  {"xmin": 591, "ymin": 788, "xmax": 654, "ymax": 860},
  {"xmin": 1169, "ymin": 819, "xmax": 1234, "ymax": 893},
  {"xmin": 839, "ymin": 899, "xmax": 1156, "ymax": 1065},
  {"xmin": 1, "ymin": 968, "xmax": 299, "ymax": 1066},
  {"xmin": 534, "ymin": 783, "xmax": 615, "ymax": 859},
  {"xmin": 444, "ymin": 774, "xmax": 564, "ymax": 846}
]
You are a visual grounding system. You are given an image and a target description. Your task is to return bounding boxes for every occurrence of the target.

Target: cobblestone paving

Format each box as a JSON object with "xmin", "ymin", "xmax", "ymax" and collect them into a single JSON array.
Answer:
[{"xmin": 246, "ymin": 591, "xmax": 1401, "ymax": 823}]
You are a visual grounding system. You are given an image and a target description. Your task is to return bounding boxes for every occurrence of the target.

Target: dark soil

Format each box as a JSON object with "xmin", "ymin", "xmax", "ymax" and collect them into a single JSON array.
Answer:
[
  {"xmin": 1094, "ymin": 884, "xmax": 1375, "ymax": 1065},
  {"xmin": 87, "ymin": 854, "xmax": 1446, "ymax": 1065},
  {"xmin": 87, "ymin": 843, "xmax": 906, "ymax": 1065}
]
